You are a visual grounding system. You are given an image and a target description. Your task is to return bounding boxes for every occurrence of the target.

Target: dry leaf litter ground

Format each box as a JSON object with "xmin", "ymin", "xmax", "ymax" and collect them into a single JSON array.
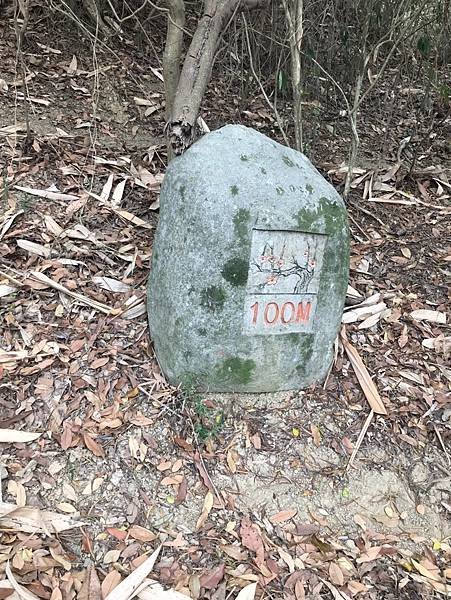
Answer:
[{"xmin": 0, "ymin": 9, "xmax": 450, "ymax": 600}]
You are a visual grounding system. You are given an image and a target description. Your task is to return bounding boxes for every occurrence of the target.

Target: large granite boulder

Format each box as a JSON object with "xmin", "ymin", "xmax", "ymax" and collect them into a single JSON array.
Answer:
[{"xmin": 148, "ymin": 125, "xmax": 349, "ymax": 392}]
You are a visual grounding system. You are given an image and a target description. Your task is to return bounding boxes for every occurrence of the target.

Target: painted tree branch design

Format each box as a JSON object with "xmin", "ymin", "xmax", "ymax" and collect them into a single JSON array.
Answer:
[{"xmin": 252, "ymin": 240, "xmax": 316, "ymax": 293}]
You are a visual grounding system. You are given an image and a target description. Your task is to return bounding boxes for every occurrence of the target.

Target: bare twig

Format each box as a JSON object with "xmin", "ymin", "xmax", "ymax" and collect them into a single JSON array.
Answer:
[
  {"xmin": 105, "ymin": 0, "xmax": 148, "ymax": 24},
  {"xmin": 30, "ymin": 271, "xmax": 112, "ymax": 314},
  {"xmin": 346, "ymin": 410, "xmax": 374, "ymax": 471},
  {"xmin": 433, "ymin": 424, "xmax": 451, "ymax": 466},
  {"xmin": 242, "ymin": 14, "xmax": 290, "ymax": 147}
]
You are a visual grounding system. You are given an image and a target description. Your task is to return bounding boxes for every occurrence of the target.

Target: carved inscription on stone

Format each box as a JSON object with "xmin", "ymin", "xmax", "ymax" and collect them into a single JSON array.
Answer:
[{"xmin": 243, "ymin": 229, "xmax": 326, "ymax": 335}]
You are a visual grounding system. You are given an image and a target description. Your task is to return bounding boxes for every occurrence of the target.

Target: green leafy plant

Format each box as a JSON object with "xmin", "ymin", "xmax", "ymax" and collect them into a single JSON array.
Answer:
[
  {"xmin": 180, "ymin": 376, "xmax": 224, "ymax": 441},
  {"xmin": 17, "ymin": 191, "xmax": 33, "ymax": 212}
]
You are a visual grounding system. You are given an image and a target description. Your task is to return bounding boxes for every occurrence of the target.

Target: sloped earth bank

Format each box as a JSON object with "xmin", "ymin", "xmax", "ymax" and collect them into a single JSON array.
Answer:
[{"xmin": 1, "ymin": 9, "xmax": 450, "ymax": 600}]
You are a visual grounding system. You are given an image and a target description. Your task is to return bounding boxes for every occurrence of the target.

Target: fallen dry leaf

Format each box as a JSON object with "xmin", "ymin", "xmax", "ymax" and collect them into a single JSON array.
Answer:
[
  {"xmin": 129, "ymin": 526, "xmax": 157, "ymax": 542},
  {"xmin": 17, "ymin": 239, "xmax": 51, "ymax": 258},
  {"xmin": 0, "ymin": 503, "xmax": 85, "ymax": 534},
  {"xmin": 329, "ymin": 562, "xmax": 345, "ymax": 586},
  {"xmin": 340, "ymin": 327, "xmax": 387, "ymax": 415},
  {"xmin": 422, "ymin": 336, "xmax": 451, "ymax": 354},
  {"xmin": 14, "ymin": 185, "xmax": 79, "ymax": 202},
  {"xmin": 0, "ymin": 429, "xmax": 41, "ymax": 443},
  {"xmin": 319, "ymin": 577, "xmax": 349, "ymax": 600},
  {"xmin": 199, "ymin": 563, "xmax": 225, "ymax": 590},
  {"xmin": 278, "ymin": 547, "xmax": 295, "ymax": 573},
  {"xmin": 5, "ymin": 563, "xmax": 40, "ymax": 600},
  {"xmin": 410, "ymin": 309, "xmax": 446, "ymax": 324},
  {"xmin": 196, "ymin": 490, "xmax": 214, "ymax": 530},
  {"xmin": 0, "ymin": 350, "xmax": 28, "ymax": 370},
  {"xmin": 235, "ymin": 583, "xmax": 257, "ymax": 600},
  {"xmin": 137, "ymin": 580, "xmax": 191, "ymax": 600},
  {"xmin": 0, "ymin": 582, "xmax": 17, "ymax": 600},
  {"xmin": 101, "ymin": 571, "xmax": 122, "ymax": 597},
  {"xmin": 226, "ymin": 448, "xmax": 238, "ymax": 473},
  {"xmin": 30, "ymin": 271, "xmax": 112, "ymax": 314},
  {"xmin": 78, "ymin": 566, "xmax": 101, "ymax": 600},
  {"xmin": 269, "ymin": 509, "xmax": 298, "ymax": 524},
  {"xmin": 56, "ymin": 502, "xmax": 77, "ymax": 514},
  {"xmin": 240, "ymin": 518, "xmax": 265, "ymax": 566},
  {"xmin": 93, "ymin": 276, "xmax": 132, "ymax": 292},
  {"xmin": 83, "ymin": 433, "xmax": 105, "ymax": 457},
  {"xmin": 311, "ymin": 424, "xmax": 321, "ymax": 446},
  {"xmin": 411, "ymin": 558, "xmax": 442, "ymax": 582},
  {"xmin": 104, "ymin": 545, "xmax": 161, "ymax": 600},
  {"xmin": 357, "ymin": 546, "xmax": 382, "ymax": 563},
  {"xmin": 104, "ymin": 550, "xmax": 121, "ymax": 564},
  {"xmin": 175, "ymin": 477, "xmax": 188, "ymax": 505},
  {"xmin": 221, "ymin": 544, "xmax": 248, "ymax": 561}
]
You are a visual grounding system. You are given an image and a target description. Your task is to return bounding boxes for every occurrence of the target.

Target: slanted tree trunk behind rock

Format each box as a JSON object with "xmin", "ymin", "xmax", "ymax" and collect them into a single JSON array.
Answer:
[
  {"xmin": 163, "ymin": 0, "xmax": 185, "ymax": 161},
  {"xmin": 163, "ymin": 0, "xmax": 185, "ymax": 123},
  {"xmin": 164, "ymin": 0, "xmax": 269, "ymax": 156}
]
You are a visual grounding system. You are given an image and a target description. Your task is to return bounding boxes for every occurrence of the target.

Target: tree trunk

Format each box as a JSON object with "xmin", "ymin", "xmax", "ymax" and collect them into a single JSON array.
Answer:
[
  {"xmin": 163, "ymin": 0, "xmax": 185, "ymax": 161},
  {"xmin": 163, "ymin": 0, "xmax": 185, "ymax": 123},
  {"xmin": 167, "ymin": 0, "xmax": 268, "ymax": 155},
  {"xmin": 283, "ymin": 0, "xmax": 304, "ymax": 152}
]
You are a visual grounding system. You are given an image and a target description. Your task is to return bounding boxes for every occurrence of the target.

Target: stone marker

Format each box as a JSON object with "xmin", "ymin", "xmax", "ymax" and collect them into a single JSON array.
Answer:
[{"xmin": 148, "ymin": 125, "xmax": 349, "ymax": 392}]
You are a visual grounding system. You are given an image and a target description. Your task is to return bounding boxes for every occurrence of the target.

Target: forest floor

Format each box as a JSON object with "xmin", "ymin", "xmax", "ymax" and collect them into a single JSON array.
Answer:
[{"xmin": 0, "ymin": 6, "xmax": 450, "ymax": 600}]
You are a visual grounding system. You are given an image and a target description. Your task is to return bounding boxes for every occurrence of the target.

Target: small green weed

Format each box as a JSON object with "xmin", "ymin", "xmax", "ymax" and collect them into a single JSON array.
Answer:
[
  {"xmin": 17, "ymin": 192, "xmax": 33, "ymax": 211},
  {"xmin": 181, "ymin": 376, "xmax": 224, "ymax": 441}
]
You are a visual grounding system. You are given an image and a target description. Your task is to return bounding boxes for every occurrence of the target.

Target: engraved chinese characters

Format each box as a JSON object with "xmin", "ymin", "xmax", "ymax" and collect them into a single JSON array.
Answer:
[
  {"xmin": 243, "ymin": 230, "xmax": 326, "ymax": 334},
  {"xmin": 148, "ymin": 125, "xmax": 349, "ymax": 392}
]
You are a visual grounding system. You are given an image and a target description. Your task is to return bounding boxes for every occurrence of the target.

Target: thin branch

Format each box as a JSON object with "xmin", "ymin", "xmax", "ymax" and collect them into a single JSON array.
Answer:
[
  {"xmin": 346, "ymin": 410, "xmax": 374, "ymax": 471},
  {"xmin": 242, "ymin": 14, "xmax": 290, "ymax": 147},
  {"xmin": 105, "ymin": 0, "xmax": 149, "ymax": 24},
  {"xmin": 302, "ymin": 52, "xmax": 351, "ymax": 113}
]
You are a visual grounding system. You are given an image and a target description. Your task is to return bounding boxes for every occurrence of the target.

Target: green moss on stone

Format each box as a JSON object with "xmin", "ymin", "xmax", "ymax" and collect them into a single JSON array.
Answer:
[
  {"xmin": 221, "ymin": 257, "xmax": 248, "ymax": 287},
  {"xmin": 306, "ymin": 184, "xmax": 314, "ymax": 194},
  {"xmin": 230, "ymin": 185, "xmax": 239, "ymax": 196},
  {"xmin": 295, "ymin": 336, "xmax": 314, "ymax": 377},
  {"xmin": 319, "ymin": 197, "xmax": 347, "ymax": 235},
  {"xmin": 216, "ymin": 357, "xmax": 256, "ymax": 385},
  {"xmin": 320, "ymin": 196, "xmax": 350, "ymax": 295},
  {"xmin": 295, "ymin": 197, "xmax": 346, "ymax": 234},
  {"xmin": 287, "ymin": 333, "xmax": 301, "ymax": 344},
  {"xmin": 233, "ymin": 208, "xmax": 250, "ymax": 244},
  {"xmin": 200, "ymin": 286, "xmax": 226, "ymax": 312},
  {"xmin": 295, "ymin": 207, "xmax": 318, "ymax": 230},
  {"xmin": 283, "ymin": 155, "xmax": 296, "ymax": 167},
  {"xmin": 240, "ymin": 154, "xmax": 249, "ymax": 162}
]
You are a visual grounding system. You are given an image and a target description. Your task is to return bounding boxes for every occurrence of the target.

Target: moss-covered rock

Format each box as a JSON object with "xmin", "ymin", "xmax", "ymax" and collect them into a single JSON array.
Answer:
[{"xmin": 147, "ymin": 125, "xmax": 349, "ymax": 393}]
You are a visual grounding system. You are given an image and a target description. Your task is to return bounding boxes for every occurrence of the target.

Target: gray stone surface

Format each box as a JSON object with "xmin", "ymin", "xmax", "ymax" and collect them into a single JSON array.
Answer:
[{"xmin": 147, "ymin": 125, "xmax": 349, "ymax": 392}]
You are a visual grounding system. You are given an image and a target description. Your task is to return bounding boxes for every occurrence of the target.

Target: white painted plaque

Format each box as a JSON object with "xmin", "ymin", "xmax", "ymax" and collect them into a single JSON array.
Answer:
[{"xmin": 243, "ymin": 229, "xmax": 326, "ymax": 335}]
